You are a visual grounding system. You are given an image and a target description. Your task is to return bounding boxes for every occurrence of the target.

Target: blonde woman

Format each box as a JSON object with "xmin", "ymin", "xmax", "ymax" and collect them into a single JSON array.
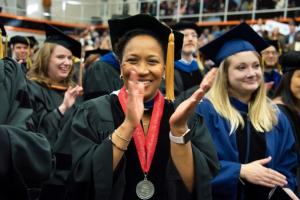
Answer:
[{"xmin": 196, "ymin": 23, "xmax": 297, "ymax": 199}]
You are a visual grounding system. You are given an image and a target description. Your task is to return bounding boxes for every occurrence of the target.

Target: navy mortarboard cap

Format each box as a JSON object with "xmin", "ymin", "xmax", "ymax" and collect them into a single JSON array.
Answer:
[
  {"xmin": 10, "ymin": 35, "xmax": 29, "ymax": 46},
  {"xmin": 200, "ymin": 22, "xmax": 269, "ymax": 66},
  {"xmin": 44, "ymin": 23, "xmax": 82, "ymax": 58},
  {"xmin": 108, "ymin": 13, "xmax": 184, "ymax": 100},
  {"xmin": 279, "ymin": 51, "xmax": 300, "ymax": 73},
  {"xmin": 27, "ymin": 36, "xmax": 39, "ymax": 48},
  {"xmin": 84, "ymin": 48, "xmax": 110, "ymax": 60},
  {"xmin": 171, "ymin": 21, "xmax": 202, "ymax": 36},
  {"xmin": 108, "ymin": 13, "xmax": 183, "ymax": 61},
  {"xmin": 0, "ymin": 24, "xmax": 6, "ymax": 37}
]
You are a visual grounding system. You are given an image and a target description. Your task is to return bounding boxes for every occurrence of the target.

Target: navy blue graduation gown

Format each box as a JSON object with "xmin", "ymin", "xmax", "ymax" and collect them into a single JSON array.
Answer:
[
  {"xmin": 174, "ymin": 60, "xmax": 203, "ymax": 97},
  {"xmin": 264, "ymin": 70, "xmax": 281, "ymax": 98},
  {"xmin": 196, "ymin": 98, "xmax": 297, "ymax": 200}
]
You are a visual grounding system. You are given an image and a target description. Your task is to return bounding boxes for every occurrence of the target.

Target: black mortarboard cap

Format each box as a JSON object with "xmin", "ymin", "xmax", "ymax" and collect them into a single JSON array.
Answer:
[
  {"xmin": 27, "ymin": 36, "xmax": 39, "ymax": 48},
  {"xmin": 171, "ymin": 21, "xmax": 202, "ymax": 36},
  {"xmin": 44, "ymin": 23, "xmax": 82, "ymax": 58},
  {"xmin": 200, "ymin": 22, "xmax": 269, "ymax": 66},
  {"xmin": 84, "ymin": 48, "xmax": 110, "ymax": 60},
  {"xmin": 0, "ymin": 24, "xmax": 6, "ymax": 37},
  {"xmin": 279, "ymin": 51, "xmax": 300, "ymax": 73},
  {"xmin": 10, "ymin": 35, "xmax": 29, "ymax": 46},
  {"xmin": 264, "ymin": 39, "xmax": 281, "ymax": 52},
  {"xmin": 108, "ymin": 13, "xmax": 183, "ymax": 61}
]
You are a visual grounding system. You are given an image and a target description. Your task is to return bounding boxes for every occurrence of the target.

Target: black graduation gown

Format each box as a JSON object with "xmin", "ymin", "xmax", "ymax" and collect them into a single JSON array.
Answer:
[
  {"xmin": 0, "ymin": 57, "xmax": 53, "ymax": 200},
  {"xmin": 66, "ymin": 94, "xmax": 219, "ymax": 200},
  {"xmin": 27, "ymin": 81, "xmax": 82, "ymax": 146},
  {"xmin": 277, "ymin": 104, "xmax": 300, "ymax": 196},
  {"xmin": 27, "ymin": 80, "xmax": 83, "ymax": 200},
  {"xmin": 83, "ymin": 61, "xmax": 123, "ymax": 100},
  {"xmin": 0, "ymin": 57, "xmax": 32, "ymax": 127},
  {"xmin": 174, "ymin": 68, "xmax": 203, "ymax": 97}
]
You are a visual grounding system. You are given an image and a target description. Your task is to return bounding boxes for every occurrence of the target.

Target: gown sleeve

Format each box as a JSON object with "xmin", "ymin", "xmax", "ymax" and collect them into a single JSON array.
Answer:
[
  {"xmin": 68, "ymin": 95, "xmax": 119, "ymax": 200},
  {"xmin": 195, "ymin": 98, "xmax": 243, "ymax": 198},
  {"xmin": 165, "ymin": 113, "xmax": 220, "ymax": 200},
  {"xmin": 0, "ymin": 58, "xmax": 32, "ymax": 129},
  {"xmin": 266, "ymin": 109, "xmax": 297, "ymax": 190},
  {"xmin": 28, "ymin": 81, "xmax": 77, "ymax": 145},
  {"xmin": 0, "ymin": 58, "xmax": 53, "ymax": 198}
]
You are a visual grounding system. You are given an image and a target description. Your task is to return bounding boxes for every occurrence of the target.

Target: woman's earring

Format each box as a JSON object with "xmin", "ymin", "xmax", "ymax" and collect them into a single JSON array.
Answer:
[{"xmin": 119, "ymin": 74, "xmax": 123, "ymax": 79}]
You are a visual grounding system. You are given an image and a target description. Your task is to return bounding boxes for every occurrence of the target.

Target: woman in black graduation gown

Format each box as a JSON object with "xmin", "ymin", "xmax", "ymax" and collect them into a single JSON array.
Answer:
[
  {"xmin": 27, "ymin": 24, "xmax": 83, "ymax": 146},
  {"xmin": 66, "ymin": 14, "xmax": 219, "ymax": 200},
  {"xmin": 273, "ymin": 51, "xmax": 300, "ymax": 195},
  {"xmin": 26, "ymin": 24, "xmax": 84, "ymax": 200}
]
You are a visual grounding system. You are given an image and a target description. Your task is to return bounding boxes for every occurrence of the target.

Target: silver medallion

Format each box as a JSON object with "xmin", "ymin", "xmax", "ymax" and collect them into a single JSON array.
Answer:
[{"xmin": 136, "ymin": 178, "xmax": 155, "ymax": 199}]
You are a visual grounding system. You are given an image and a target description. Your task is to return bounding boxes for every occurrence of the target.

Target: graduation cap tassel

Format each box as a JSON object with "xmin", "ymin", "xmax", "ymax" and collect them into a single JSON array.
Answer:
[
  {"xmin": 165, "ymin": 31, "xmax": 175, "ymax": 101},
  {"xmin": 196, "ymin": 51, "xmax": 204, "ymax": 74}
]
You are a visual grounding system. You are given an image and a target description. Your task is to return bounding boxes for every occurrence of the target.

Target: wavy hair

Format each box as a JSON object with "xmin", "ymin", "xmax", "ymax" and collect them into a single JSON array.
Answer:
[{"xmin": 27, "ymin": 43, "xmax": 75, "ymax": 88}]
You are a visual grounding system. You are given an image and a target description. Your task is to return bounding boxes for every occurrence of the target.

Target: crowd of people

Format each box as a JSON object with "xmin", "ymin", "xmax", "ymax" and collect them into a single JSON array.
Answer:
[
  {"xmin": 140, "ymin": 0, "xmax": 300, "ymax": 17},
  {"xmin": 1, "ymin": 12, "xmax": 300, "ymax": 200}
]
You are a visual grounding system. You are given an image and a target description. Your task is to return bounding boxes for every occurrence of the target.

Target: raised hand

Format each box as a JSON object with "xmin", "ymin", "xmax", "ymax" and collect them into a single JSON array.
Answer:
[
  {"xmin": 265, "ymin": 81, "xmax": 274, "ymax": 91},
  {"xmin": 59, "ymin": 85, "xmax": 83, "ymax": 115},
  {"xmin": 200, "ymin": 67, "xmax": 218, "ymax": 92},
  {"xmin": 169, "ymin": 87, "xmax": 205, "ymax": 135},
  {"xmin": 240, "ymin": 156, "xmax": 288, "ymax": 188},
  {"xmin": 124, "ymin": 69, "xmax": 145, "ymax": 129}
]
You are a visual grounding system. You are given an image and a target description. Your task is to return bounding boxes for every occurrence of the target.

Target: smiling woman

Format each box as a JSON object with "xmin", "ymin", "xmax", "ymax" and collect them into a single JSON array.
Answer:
[
  {"xmin": 196, "ymin": 22, "xmax": 298, "ymax": 199},
  {"xmin": 63, "ymin": 13, "xmax": 220, "ymax": 200},
  {"xmin": 26, "ymin": 23, "xmax": 84, "ymax": 200},
  {"xmin": 120, "ymin": 34, "xmax": 164, "ymax": 102},
  {"xmin": 27, "ymin": 23, "xmax": 83, "ymax": 144}
]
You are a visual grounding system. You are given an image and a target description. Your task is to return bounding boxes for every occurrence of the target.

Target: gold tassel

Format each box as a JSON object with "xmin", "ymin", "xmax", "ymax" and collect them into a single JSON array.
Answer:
[
  {"xmin": 0, "ymin": 30, "xmax": 3, "ymax": 59},
  {"xmin": 196, "ymin": 51, "xmax": 204, "ymax": 75},
  {"xmin": 165, "ymin": 30, "xmax": 175, "ymax": 101}
]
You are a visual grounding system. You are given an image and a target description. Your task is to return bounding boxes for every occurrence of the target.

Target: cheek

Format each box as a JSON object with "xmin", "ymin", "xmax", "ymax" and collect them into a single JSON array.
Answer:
[
  {"xmin": 121, "ymin": 65, "xmax": 134, "ymax": 79},
  {"xmin": 256, "ymin": 69, "xmax": 263, "ymax": 80},
  {"xmin": 291, "ymin": 78, "xmax": 300, "ymax": 91},
  {"xmin": 152, "ymin": 67, "xmax": 164, "ymax": 79}
]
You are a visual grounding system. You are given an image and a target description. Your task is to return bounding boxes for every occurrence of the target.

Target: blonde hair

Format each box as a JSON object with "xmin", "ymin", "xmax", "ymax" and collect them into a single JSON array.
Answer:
[
  {"xmin": 27, "ymin": 43, "xmax": 75, "ymax": 88},
  {"xmin": 207, "ymin": 52, "xmax": 278, "ymax": 134}
]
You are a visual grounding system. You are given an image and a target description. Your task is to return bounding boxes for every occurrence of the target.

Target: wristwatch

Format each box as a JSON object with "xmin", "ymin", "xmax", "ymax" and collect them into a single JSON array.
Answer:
[{"xmin": 169, "ymin": 128, "xmax": 191, "ymax": 144}]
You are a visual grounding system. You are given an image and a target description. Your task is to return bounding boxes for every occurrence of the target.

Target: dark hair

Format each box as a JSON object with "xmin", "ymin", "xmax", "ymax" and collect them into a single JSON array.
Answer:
[
  {"xmin": 274, "ymin": 71, "xmax": 300, "ymax": 113},
  {"xmin": 114, "ymin": 29, "xmax": 166, "ymax": 62}
]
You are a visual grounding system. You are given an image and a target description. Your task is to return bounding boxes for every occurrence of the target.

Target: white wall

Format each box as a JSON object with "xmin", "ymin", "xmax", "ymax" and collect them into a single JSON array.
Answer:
[{"xmin": 3, "ymin": 0, "xmax": 143, "ymax": 24}]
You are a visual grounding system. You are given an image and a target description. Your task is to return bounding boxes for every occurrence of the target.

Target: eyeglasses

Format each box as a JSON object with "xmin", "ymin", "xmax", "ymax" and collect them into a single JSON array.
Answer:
[
  {"xmin": 183, "ymin": 33, "xmax": 198, "ymax": 38},
  {"xmin": 262, "ymin": 51, "xmax": 278, "ymax": 56}
]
